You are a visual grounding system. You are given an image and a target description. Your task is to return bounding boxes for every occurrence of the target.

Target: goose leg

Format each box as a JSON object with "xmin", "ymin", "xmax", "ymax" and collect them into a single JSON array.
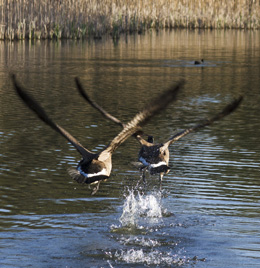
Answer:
[
  {"xmin": 141, "ymin": 167, "xmax": 148, "ymax": 184},
  {"xmin": 91, "ymin": 181, "xmax": 101, "ymax": 195},
  {"xmin": 159, "ymin": 173, "xmax": 164, "ymax": 182}
]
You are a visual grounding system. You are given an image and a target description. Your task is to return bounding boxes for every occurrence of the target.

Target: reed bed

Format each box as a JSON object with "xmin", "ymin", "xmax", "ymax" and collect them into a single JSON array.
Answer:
[{"xmin": 1, "ymin": 0, "xmax": 260, "ymax": 40}]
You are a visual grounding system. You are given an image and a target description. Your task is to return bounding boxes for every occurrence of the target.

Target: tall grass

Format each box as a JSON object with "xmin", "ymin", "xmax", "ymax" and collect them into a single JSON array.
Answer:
[{"xmin": 1, "ymin": 0, "xmax": 260, "ymax": 40}]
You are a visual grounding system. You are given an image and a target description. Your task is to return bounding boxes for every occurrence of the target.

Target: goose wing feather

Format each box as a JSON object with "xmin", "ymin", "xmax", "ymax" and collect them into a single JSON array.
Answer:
[
  {"xmin": 12, "ymin": 74, "xmax": 94, "ymax": 159},
  {"xmin": 161, "ymin": 95, "xmax": 243, "ymax": 151},
  {"xmin": 104, "ymin": 80, "xmax": 185, "ymax": 154}
]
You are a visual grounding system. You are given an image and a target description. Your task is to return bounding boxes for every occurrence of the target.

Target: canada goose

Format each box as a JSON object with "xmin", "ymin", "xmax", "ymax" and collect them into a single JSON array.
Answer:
[
  {"xmin": 75, "ymin": 78, "xmax": 243, "ymax": 182},
  {"xmin": 194, "ymin": 59, "xmax": 204, "ymax": 65},
  {"xmin": 12, "ymin": 74, "xmax": 184, "ymax": 194}
]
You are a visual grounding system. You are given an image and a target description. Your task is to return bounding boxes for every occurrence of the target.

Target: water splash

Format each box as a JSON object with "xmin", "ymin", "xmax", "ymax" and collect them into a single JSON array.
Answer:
[
  {"xmin": 118, "ymin": 189, "xmax": 166, "ymax": 228},
  {"xmin": 105, "ymin": 189, "xmax": 206, "ymax": 266}
]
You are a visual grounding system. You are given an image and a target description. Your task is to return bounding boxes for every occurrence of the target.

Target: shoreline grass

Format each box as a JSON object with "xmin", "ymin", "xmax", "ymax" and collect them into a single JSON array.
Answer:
[{"xmin": 1, "ymin": 0, "xmax": 260, "ymax": 41}]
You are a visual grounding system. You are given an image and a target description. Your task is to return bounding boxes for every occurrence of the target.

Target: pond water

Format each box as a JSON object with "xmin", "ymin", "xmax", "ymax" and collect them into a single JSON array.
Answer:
[{"xmin": 0, "ymin": 29, "xmax": 260, "ymax": 267}]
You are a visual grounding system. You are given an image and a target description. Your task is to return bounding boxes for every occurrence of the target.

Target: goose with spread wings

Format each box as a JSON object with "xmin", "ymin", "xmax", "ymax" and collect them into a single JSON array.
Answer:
[
  {"xmin": 12, "ymin": 75, "xmax": 184, "ymax": 192},
  {"xmin": 75, "ymin": 77, "xmax": 243, "ymax": 182}
]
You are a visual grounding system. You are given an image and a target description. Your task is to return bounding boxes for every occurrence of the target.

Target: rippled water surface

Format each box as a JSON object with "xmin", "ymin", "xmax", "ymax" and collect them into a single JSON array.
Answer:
[{"xmin": 0, "ymin": 30, "xmax": 260, "ymax": 267}]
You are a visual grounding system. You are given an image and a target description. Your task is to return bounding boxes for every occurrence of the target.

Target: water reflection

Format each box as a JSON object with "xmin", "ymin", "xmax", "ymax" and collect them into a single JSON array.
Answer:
[{"xmin": 0, "ymin": 29, "xmax": 260, "ymax": 267}]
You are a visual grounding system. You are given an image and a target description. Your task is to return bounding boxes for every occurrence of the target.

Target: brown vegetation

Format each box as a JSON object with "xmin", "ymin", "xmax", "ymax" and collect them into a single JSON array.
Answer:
[{"xmin": 1, "ymin": 0, "xmax": 260, "ymax": 40}]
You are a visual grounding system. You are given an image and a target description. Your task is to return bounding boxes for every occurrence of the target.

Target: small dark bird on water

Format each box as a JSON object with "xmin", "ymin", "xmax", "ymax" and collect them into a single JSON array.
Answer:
[
  {"xmin": 194, "ymin": 59, "xmax": 204, "ymax": 65},
  {"xmin": 12, "ymin": 74, "xmax": 184, "ymax": 194},
  {"xmin": 75, "ymin": 77, "xmax": 243, "ymax": 183}
]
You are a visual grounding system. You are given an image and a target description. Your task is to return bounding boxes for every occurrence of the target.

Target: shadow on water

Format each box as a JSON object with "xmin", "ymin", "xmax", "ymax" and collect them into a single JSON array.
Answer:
[{"xmin": 0, "ymin": 29, "xmax": 260, "ymax": 267}]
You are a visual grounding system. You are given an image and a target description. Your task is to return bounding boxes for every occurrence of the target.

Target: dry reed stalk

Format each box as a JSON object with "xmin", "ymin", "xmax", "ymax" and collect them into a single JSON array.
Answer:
[{"xmin": 0, "ymin": 0, "xmax": 259, "ymax": 41}]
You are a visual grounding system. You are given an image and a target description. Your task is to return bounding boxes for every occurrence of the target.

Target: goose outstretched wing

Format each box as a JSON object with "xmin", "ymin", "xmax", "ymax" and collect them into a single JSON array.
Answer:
[
  {"xmin": 161, "ymin": 95, "xmax": 243, "ymax": 151},
  {"xmin": 12, "ymin": 74, "xmax": 94, "ymax": 160},
  {"xmin": 75, "ymin": 77, "xmax": 124, "ymax": 127}
]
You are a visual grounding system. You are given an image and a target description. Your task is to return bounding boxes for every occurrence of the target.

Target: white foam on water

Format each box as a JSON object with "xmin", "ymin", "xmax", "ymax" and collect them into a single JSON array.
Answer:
[{"xmin": 114, "ymin": 248, "xmax": 186, "ymax": 266}]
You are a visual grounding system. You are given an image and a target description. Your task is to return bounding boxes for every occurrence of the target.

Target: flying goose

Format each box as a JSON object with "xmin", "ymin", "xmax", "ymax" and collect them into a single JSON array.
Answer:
[
  {"xmin": 75, "ymin": 78, "xmax": 243, "ymax": 182},
  {"xmin": 12, "ymin": 74, "xmax": 184, "ymax": 193}
]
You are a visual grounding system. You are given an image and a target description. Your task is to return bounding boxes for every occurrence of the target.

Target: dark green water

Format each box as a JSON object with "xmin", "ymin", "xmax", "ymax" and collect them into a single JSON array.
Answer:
[{"xmin": 0, "ymin": 29, "xmax": 260, "ymax": 267}]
